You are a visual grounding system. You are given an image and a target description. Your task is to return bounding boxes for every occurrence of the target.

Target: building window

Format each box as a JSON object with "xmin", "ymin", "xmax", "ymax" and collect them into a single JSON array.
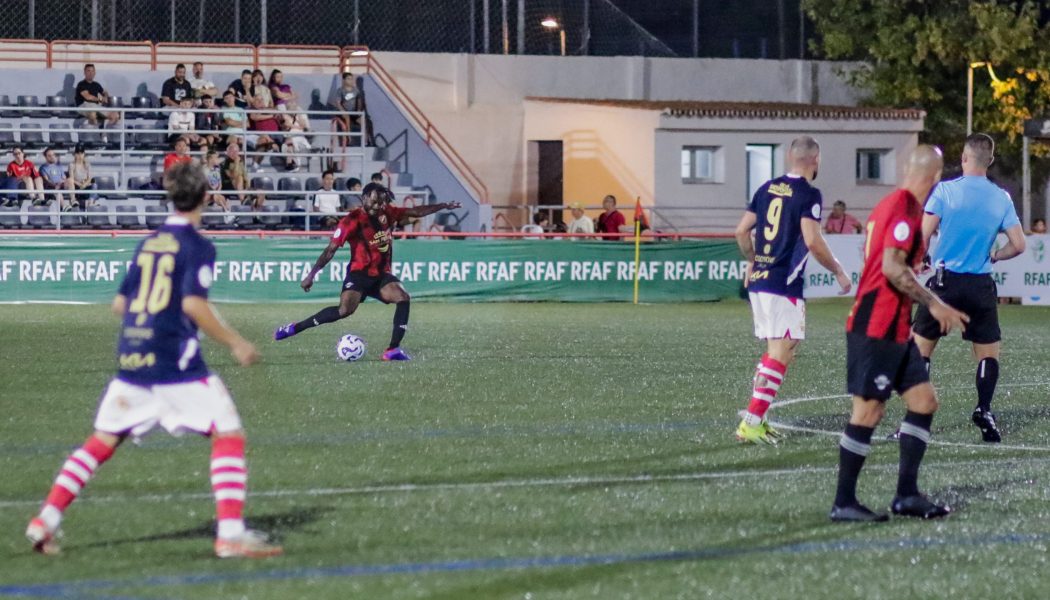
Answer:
[
  {"xmin": 681, "ymin": 146, "xmax": 719, "ymax": 183},
  {"xmin": 856, "ymin": 149, "xmax": 892, "ymax": 183},
  {"xmin": 746, "ymin": 144, "xmax": 778, "ymax": 201}
]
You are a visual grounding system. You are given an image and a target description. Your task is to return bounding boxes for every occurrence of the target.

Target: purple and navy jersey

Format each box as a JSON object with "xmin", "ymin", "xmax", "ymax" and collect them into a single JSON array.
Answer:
[
  {"xmin": 746, "ymin": 174, "xmax": 822, "ymax": 299},
  {"xmin": 115, "ymin": 217, "xmax": 215, "ymax": 385}
]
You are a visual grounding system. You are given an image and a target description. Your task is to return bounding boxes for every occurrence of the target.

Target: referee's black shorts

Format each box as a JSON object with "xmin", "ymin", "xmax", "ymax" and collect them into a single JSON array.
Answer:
[
  {"xmin": 846, "ymin": 332, "xmax": 930, "ymax": 401},
  {"xmin": 912, "ymin": 271, "xmax": 1000, "ymax": 344}
]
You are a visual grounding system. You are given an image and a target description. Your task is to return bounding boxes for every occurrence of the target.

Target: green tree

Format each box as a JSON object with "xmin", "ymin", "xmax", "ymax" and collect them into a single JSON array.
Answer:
[{"xmin": 803, "ymin": 0, "xmax": 1050, "ymax": 177}]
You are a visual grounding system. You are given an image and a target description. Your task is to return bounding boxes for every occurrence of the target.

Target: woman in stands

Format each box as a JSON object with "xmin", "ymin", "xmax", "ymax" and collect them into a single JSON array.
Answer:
[
  {"xmin": 66, "ymin": 144, "xmax": 95, "ymax": 208},
  {"xmin": 250, "ymin": 70, "xmax": 273, "ymax": 109},
  {"xmin": 280, "ymin": 113, "xmax": 311, "ymax": 173}
]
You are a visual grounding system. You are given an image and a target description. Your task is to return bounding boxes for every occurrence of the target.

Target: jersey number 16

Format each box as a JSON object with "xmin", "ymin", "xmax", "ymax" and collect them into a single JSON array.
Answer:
[{"xmin": 129, "ymin": 253, "xmax": 175, "ymax": 315}]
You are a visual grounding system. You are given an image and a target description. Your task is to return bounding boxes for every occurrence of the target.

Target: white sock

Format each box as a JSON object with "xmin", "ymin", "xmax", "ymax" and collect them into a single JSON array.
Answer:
[
  {"xmin": 217, "ymin": 518, "xmax": 246, "ymax": 539},
  {"xmin": 39, "ymin": 505, "xmax": 62, "ymax": 531}
]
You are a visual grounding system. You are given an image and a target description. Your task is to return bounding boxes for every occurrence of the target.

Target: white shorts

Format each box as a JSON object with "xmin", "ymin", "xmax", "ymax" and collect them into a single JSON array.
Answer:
[
  {"xmin": 94, "ymin": 375, "xmax": 242, "ymax": 439},
  {"xmin": 749, "ymin": 292, "xmax": 806, "ymax": 340}
]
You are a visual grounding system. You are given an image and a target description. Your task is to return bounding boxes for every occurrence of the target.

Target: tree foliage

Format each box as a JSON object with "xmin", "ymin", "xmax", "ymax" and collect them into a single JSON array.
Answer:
[{"xmin": 803, "ymin": 0, "xmax": 1050, "ymax": 174}]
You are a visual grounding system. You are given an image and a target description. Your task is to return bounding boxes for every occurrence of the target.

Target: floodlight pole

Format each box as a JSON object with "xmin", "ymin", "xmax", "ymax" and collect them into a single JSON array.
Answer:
[
  {"xmin": 517, "ymin": 0, "xmax": 525, "ymax": 55},
  {"xmin": 967, "ymin": 61, "xmax": 986, "ymax": 136},
  {"xmin": 1023, "ymin": 135, "xmax": 1031, "ymax": 229}
]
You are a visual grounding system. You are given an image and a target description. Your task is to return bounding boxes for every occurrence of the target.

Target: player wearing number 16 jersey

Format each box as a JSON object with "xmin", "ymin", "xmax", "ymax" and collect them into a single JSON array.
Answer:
[
  {"xmin": 733, "ymin": 136, "xmax": 852, "ymax": 444},
  {"xmin": 25, "ymin": 162, "xmax": 281, "ymax": 558}
]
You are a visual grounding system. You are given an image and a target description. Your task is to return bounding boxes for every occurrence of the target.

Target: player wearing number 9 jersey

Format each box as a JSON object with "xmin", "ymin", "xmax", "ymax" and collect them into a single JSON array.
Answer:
[
  {"xmin": 25, "ymin": 162, "xmax": 282, "ymax": 559},
  {"xmin": 732, "ymin": 136, "xmax": 852, "ymax": 444}
]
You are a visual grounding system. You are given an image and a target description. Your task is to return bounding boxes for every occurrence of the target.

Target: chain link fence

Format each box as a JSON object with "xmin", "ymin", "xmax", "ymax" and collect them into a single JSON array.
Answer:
[{"xmin": 7, "ymin": 0, "xmax": 678, "ymax": 57}]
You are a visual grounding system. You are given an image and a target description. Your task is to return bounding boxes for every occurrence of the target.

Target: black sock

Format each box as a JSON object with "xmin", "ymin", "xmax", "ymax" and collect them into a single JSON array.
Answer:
[
  {"xmin": 835, "ymin": 424, "xmax": 875, "ymax": 507},
  {"xmin": 389, "ymin": 301, "xmax": 409, "ymax": 349},
  {"xmin": 976, "ymin": 358, "xmax": 999, "ymax": 412},
  {"xmin": 923, "ymin": 356, "xmax": 931, "ymax": 374},
  {"xmin": 295, "ymin": 306, "xmax": 344, "ymax": 332},
  {"xmin": 897, "ymin": 411, "xmax": 933, "ymax": 497}
]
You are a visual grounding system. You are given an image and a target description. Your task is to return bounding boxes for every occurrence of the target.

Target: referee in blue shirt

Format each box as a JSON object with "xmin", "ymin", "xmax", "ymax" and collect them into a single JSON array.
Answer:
[{"xmin": 912, "ymin": 134, "xmax": 1026, "ymax": 442}]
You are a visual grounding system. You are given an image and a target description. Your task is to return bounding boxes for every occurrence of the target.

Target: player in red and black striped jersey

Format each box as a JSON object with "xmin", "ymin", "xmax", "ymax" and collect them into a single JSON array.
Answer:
[
  {"xmin": 831, "ymin": 146, "xmax": 969, "ymax": 523},
  {"xmin": 273, "ymin": 183, "xmax": 461, "ymax": 361}
]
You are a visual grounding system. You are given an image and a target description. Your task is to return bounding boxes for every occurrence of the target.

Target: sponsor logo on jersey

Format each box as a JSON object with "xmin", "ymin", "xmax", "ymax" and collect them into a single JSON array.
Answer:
[
  {"xmin": 874, "ymin": 374, "xmax": 891, "ymax": 391},
  {"xmin": 768, "ymin": 183, "xmax": 794, "ymax": 197}
]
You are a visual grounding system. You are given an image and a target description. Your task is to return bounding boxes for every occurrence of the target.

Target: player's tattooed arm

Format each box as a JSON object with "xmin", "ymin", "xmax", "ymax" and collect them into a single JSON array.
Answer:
[
  {"xmin": 883, "ymin": 247, "xmax": 969, "ymax": 334},
  {"xmin": 302, "ymin": 241, "xmax": 339, "ymax": 292}
]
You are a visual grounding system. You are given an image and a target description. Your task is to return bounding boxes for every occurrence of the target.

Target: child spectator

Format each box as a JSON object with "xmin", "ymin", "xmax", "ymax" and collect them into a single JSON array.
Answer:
[
  {"xmin": 222, "ymin": 143, "xmax": 263, "ymax": 210},
  {"xmin": 311, "ymin": 170, "xmax": 342, "ymax": 229},
  {"xmin": 204, "ymin": 149, "xmax": 230, "ymax": 212},
  {"xmin": 163, "ymin": 137, "xmax": 193, "ymax": 173},
  {"xmin": 195, "ymin": 95, "xmax": 222, "ymax": 147}
]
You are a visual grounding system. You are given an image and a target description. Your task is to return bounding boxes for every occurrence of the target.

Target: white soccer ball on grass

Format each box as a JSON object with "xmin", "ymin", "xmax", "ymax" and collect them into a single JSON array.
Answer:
[{"xmin": 336, "ymin": 334, "xmax": 366, "ymax": 362}]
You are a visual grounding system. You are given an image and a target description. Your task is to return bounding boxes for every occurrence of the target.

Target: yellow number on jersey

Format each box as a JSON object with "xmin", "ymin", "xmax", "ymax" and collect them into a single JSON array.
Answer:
[
  {"xmin": 763, "ymin": 197, "xmax": 783, "ymax": 241},
  {"xmin": 128, "ymin": 253, "xmax": 175, "ymax": 315},
  {"xmin": 864, "ymin": 221, "xmax": 876, "ymax": 259}
]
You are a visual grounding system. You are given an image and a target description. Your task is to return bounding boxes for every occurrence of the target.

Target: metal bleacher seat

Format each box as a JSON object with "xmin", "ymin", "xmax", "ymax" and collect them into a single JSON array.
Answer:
[
  {"xmin": 27, "ymin": 205, "xmax": 52, "ymax": 229},
  {"xmin": 305, "ymin": 176, "xmax": 321, "ymax": 191},
  {"xmin": 0, "ymin": 204, "xmax": 20, "ymax": 228},
  {"xmin": 48, "ymin": 124, "xmax": 73, "ymax": 149},
  {"xmin": 0, "ymin": 122, "xmax": 15, "ymax": 149},
  {"xmin": 251, "ymin": 176, "xmax": 275, "ymax": 193},
  {"xmin": 259, "ymin": 204, "xmax": 288, "ymax": 229},
  {"xmin": 18, "ymin": 95, "xmax": 48, "ymax": 119},
  {"xmin": 231, "ymin": 205, "xmax": 261, "ymax": 229},
  {"xmin": 334, "ymin": 177, "xmax": 346, "ymax": 191},
  {"xmin": 86, "ymin": 204, "xmax": 111, "ymax": 228},
  {"xmin": 0, "ymin": 95, "xmax": 17, "ymax": 119},
  {"xmin": 45, "ymin": 96, "xmax": 70, "ymax": 118},
  {"xmin": 19, "ymin": 123, "xmax": 45, "ymax": 149},
  {"xmin": 75, "ymin": 122, "xmax": 105, "ymax": 149},
  {"xmin": 127, "ymin": 175, "xmax": 152, "ymax": 191},
  {"xmin": 201, "ymin": 206, "xmax": 227, "ymax": 230},
  {"xmin": 277, "ymin": 176, "xmax": 302, "ymax": 201},
  {"xmin": 144, "ymin": 204, "xmax": 167, "ymax": 229},
  {"xmin": 132, "ymin": 124, "xmax": 167, "ymax": 151},
  {"xmin": 129, "ymin": 97, "xmax": 158, "ymax": 120},
  {"xmin": 115, "ymin": 204, "xmax": 140, "ymax": 228},
  {"xmin": 59, "ymin": 207, "xmax": 83, "ymax": 229}
]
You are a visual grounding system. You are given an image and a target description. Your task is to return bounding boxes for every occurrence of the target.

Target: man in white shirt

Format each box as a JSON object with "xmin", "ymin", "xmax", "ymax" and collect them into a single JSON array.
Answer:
[
  {"xmin": 312, "ymin": 170, "xmax": 342, "ymax": 229},
  {"xmin": 566, "ymin": 202, "xmax": 594, "ymax": 237},
  {"xmin": 167, "ymin": 98, "xmax": 200, "ymax": 146},
  {"xmin": 190, "ymin": 62, "xmax": 219, "ymax": 101}
]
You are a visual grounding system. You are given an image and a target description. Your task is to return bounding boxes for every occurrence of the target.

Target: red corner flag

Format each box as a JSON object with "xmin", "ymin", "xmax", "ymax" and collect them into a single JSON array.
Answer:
[{"xmin": 633, "ymin": 198, "xmax": 649, "ymax": 231}]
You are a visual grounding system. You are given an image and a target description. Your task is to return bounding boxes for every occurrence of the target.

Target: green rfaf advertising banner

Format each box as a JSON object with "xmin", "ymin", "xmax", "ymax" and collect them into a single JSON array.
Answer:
[{"xmin": 0, "ymin": 236, "xmax": 748, "ymax": 303}]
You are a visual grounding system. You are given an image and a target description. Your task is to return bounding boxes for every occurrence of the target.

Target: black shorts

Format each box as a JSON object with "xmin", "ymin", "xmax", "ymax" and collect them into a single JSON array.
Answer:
[
  {"xmin": 846, "ymin": 332, "xmax": 930, "ymax": 401},
  {"xmin": 342, "ymin": 269, "xmax": 400, "ymax": 302},
  {"xmin": 912, "ymin": 272, "xmax": 999, "ymax": 344}
]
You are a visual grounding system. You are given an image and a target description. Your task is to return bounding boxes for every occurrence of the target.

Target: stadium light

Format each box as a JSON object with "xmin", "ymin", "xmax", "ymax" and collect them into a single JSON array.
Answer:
[
  {"xmin": 350, "ymin": 49, "xmax": 370, "ymax": 57},
  {"xmin": 540, "ymin": 17, "xmax": 566, "ymax": 56}
]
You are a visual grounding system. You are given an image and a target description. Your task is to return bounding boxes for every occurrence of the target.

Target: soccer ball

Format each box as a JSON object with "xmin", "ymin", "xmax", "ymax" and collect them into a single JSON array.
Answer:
[{"xmin": 336, "ymin": 334, "xmax": 366, "ymax": 362}]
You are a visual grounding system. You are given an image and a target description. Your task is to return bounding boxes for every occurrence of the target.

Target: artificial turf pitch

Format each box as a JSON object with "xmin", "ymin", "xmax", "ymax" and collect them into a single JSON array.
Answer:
[{"xmin": 2, "ymin": 300, "xmax": 1050, "ymax": 599}]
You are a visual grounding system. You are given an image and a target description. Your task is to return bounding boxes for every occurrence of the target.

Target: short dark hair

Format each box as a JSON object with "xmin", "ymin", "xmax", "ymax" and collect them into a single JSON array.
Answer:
[
  {"xmin": 193, "ymin": 61, "xmax": 203, "ymax": 67},
  {"xmin": 84, "ymin": 63, "xmax": 95, "ymax": 70},
  {"xmin": 964, "ymin": 133, "xmax": 995, "ymax": 167},
  {"xmin": 206, "ymin": 149, "xmax": 218, "ymax": 159},
  {"xmin": 200, "ymin": 94, "xmax": 212, "ymax": 101},
  {"xmin": 12, "ymin": 145, "xmax": 23, "ymax": 154},
  {"xmin": 1034, "ymin": 218, "xmax": 1046, "ymax": 226},
  {"xmin": 175, "ymin": 63, "xmax": 186, "ymax": 71},
  {"xmin": 172, "ymin": 137, "xmax": 187, "ymax": 149},
  {"xmin": 370, "ymin": 172, "xmax": 383, "ymax": 182},
  {"xmin": 603, "ymin": 194, "xmax": 616, "ymax": 205},
  {"xmin": 534, "ymin": 212, "xmax": 548, "ymax": 225},
  {"xmin": 322, "ymin": 169, "xmax": 336, "ymax": 178},
  {"xmin": 165, "ymin": 162, "xmax": 208, "ymax": 212},
  {"xmin": 222, "ymin": 90, "xmax": 234, "ymax": 98},
  {"xmin": 43, "ymin": 146, "xmax": 55, "ymax": 155},
  {"xmin": 346, "ymin": 177, "xmax": 362, "ymax": 190},
  {"xmin": 833, "ymin": 200, "xmax": 847, "ymax": 209},
  {"xmin": 342, "ymin": 72, "xmax": 354, "ymax": 81},
  {"xmin": 241, "ymin": 69, "xmax": 253, "ymax": 77}
]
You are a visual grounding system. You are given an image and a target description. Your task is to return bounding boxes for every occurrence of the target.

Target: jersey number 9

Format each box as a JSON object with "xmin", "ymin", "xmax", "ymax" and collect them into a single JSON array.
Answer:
[
  {"xmin": 763, "ymin": 197, "xmax": 783, "ymax": 241},
  {"xmin": 129, "ymin": 253, "xmax": 175, "ymax": 315}
]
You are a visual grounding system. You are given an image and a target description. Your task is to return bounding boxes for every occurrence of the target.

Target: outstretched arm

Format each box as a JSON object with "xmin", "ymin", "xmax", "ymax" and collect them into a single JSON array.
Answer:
[
  {"xmin": 401, "ymin": 201, "xmax": 461, "ymax": 220},
  {"xmin": 302, "ymin": 240, "xmax": 339, "ymax": 292},
  {"xmin": 183, "ymin": 296, "xmax": 258, "ymax": 367},
  {"xmin": 882, "ymin": 247, "xmax": 968, "ymax": 335}
]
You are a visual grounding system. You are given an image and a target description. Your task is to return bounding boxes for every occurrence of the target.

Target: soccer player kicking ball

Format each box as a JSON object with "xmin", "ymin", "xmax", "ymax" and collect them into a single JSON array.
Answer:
[
  {"xmin": 831, "ymin": 145, "xmax": 969, "ymax": 522},
  {"xmin": 274, "ymin": 183, "xmax": 460, "ymax": 360},
  {"xmin": 26, "ymin": 162, "xmax": 282, "ymax": 558},
  {"xmin": 733, "ymin": 136, "xmax": 852, "ymax": 444}
]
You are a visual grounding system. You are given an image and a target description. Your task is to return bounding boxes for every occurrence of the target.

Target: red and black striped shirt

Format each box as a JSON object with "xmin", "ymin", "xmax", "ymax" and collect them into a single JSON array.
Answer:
[
  {"xmin": 331, "ymin": 206, "xmax": 407, "ymax": 277},
  {"xmin": 846, "ymin": 189, "xmax": 925, "ymax": 344}
]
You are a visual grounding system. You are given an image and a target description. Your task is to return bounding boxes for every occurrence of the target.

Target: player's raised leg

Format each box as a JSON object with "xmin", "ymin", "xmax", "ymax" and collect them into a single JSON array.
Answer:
[
  {"xmin": 378, "ymin": 279, "xmax": 411, "ymax": 361},
  {"xmin": 26, "ymin": 431, "xmax": 120, "ymax": 554},
  {"xmin": 276, "ymin": 288, "xmax": 362, "ymax": 340}
]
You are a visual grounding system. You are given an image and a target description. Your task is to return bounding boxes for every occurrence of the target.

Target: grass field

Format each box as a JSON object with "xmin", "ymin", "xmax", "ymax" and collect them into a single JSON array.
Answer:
[{"xmin": 2, "ymin": 299, "xmax": 1050, "ymax": 599}]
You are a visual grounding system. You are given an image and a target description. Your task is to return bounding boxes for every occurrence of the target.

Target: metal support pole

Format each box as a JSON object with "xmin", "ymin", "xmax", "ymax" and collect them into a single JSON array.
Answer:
[
  {"xmin": 470, "ymin": 0, "xmax": 476, "ymax": 53},
  {"xmin": 559, "ymin": 29, "xmax": 565, "ymax": 56},
  {"xmin": 1023, "ymin": 135, "xmax": 1031, "ymax": 229},
  {"xmin": 197, "ymin": 0, "xmax": 205, "ymax": 43},
  {"xmin": 582, "ymin": 0, "xmax": 590, "ymax": 55},
  {"xmin": 501, "ymin": 0, "xmax": 509, "ymax": 54},
  {"xmin": 516, "ymin": 0, "xmax": 525, "ymax": 55},
  {"xmin": 170, "ymin": 0, "xmax": 176, "ymax": 42},
  {"xmin": 967, "ymin": 67, "xmax": 974, "ymax": 136},
  {"xmin": 28, "ymin": 0, "xmax": 34, "ymax": 39},
  {"xmin": 353, "ymin": 0, "xmax": 360, "ymax": 46},
  {"xmin": 483, "ymin": 0, "xmax": 490, "ymax": 53},
  {"xmin": 692, "ymin": 0, "xmax": 699, "ymax": 57},
  {"xmin": 777, "ymin": 0, "xmax": 785, "ymax": 59},
  {"xmin": 260, "ymin": 0, "xmax": 268, "ymax": 44},
  {"xmin": 91, "ymin": 0, "xmax": 100, "ymax": 40},
  {"xmin": 234, "ymin": 0, "xmax": 241, "ymax": 43},
  {"xmin": 110, "ymin": 0, "xmax": 116, "ymax": 39},
  {"xmin": 798, "ymin": 1, "xmax": 805, "ymax": 58}
]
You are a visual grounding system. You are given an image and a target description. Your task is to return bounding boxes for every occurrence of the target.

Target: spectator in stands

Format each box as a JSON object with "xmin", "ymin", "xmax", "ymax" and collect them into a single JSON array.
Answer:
[
  {"xmin": 167, "ymin": 97, "xmax": 199, "ymax": 146},
  {"xmin": 268, "ymin": 69, "xmax": 296, "ymax": 110},
  {"xmin": 194, "ymin": 94, "xmax": 222, "ymax": 148},
  {"xmin": 204, "ymin": 149, "xmax": 230, "ymax": 212},
  {"xmin": 67, "ymin": 144, "xmax": 94, "ymax": 204},
  {"xmin": 246, "ymin": 96, "xmax": 281, "ymax": 171},
  {"xmin": 221, "ymin": 90, "xmax": 247, "ymax": 148},
  {"xmin": 566, "ymin": 202, "xmax": 595, "ymax": 236},
  {"xmin": 189, "ymin": 62, "xmax": 219, "ymax": 101},
  {"xmin": 595, "ymin": 195, "xmax": 625, "ymax": 240},
  {"xmin": 521, "ymin": 212, "xmax": 549, "ymax": 239},
  {"xmin": 163, "ymin": 138, "xmax": 193, "ymax": 176},
  {"xmin": 228, "ymin": 70, "xmax": 253, "ymax": 109},
  {"xmin": 280, "ymin": 113, "xmax": 311, "ymax": 173},
  {"xmin": 250, "ymin": 70, "xmax": 274, "ymax": 109},
  {"xmin": 6, "ymin": 146, "xmax": 44, "ymax": 204},
  {"xmin": 311, "ymin": 170, "xmax": 342, "ymax": 229},
  {"xmin": 371, "ymin": 172, "xmax": 385, "ymax": 185},
  {"xmin": 328, "ymin": 72, "xmax": 363, "ymax": 168},
  {"xmin": 823, "ymin": 199, "xmax": 862, "ymax": 234},
  {"xmin": 160, "ymin": 63, "xmax": 194, "ymax": 108},
  {"xmin": 222, "ymin": 143, "xmax": 263, "ymax": 210},
  {"xmin": 75, "ymin": 64, "xmax": 119, "ymax": 128},
  {"xmin": 38, "ymin": 147, "xmax": 71, "ymax": 210},
  {"xmin": 344, "ymin": 177, "xmax": 362, "ymax": 210}
]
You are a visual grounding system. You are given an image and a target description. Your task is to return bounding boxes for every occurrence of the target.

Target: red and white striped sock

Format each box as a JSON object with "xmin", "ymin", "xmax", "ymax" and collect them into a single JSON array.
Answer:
[
  {"xmin": 211, "ymin": 435, "xmax": 247, "ymax": 540},
  {"xmin": 743, "ymin": 354, "xmax": 787, "ymax": 426},
  {"xmin": 39, "ymin": 435, "xmax": 115, "ymax": 530}
]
